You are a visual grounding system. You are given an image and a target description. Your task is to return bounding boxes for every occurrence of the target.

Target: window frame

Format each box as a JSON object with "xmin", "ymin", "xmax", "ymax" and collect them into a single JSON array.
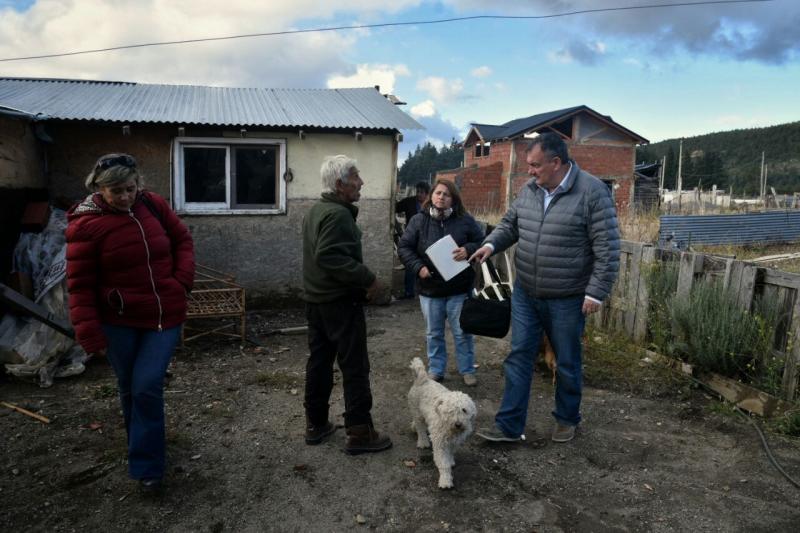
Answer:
[
  {"xmin": 173, "ymin": 136, "xmax": 287, "ymax": 215},
  {"xmin": 474, "ymin": 142, "xmax": 491, "ymax": 158}
]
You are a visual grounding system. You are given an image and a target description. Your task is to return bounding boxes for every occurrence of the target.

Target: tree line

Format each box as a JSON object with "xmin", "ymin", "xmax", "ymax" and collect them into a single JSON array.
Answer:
[
  {"xmin": 636, "ymin": 121, "xmax": 800, "ymax": 195},
  {"xmin": 397, "ymin": 140, "xmax": 463, "ymax": 187}
]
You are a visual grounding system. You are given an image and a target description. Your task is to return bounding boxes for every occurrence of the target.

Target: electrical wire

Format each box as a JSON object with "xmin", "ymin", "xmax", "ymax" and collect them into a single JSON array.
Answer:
[
  {"xmin": 0, "ymin": 0, "xmax": 775, "ymax": 63},
  {"xmin": 615, "ymin": 342, "xmax": 800, "ymax": 490},
  {"xmin": 733, "ymin": 407, "xmax": 800, "ymax": 489}
]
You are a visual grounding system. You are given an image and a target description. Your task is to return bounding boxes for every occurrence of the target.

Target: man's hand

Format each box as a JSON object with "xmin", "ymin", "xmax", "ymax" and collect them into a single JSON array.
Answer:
[
  {"xmin": 468, "ymin": 245, "xmax": 493, "ymax": 264},
  {"xmin": 452, "ymin": 247, "xmax": 468, "ymax": 261},
  {"xmin": 582, "ymin": 298, "xmax": 601, "ymax": 316},
  {"xmin": 418, "ymin": 266, "xmax": 432, "ymax": 279},
  {"xmin": 93, "ymin": 348, "xmax": 107, "ymax": 357},
  {"xmin": 366, "ymin": 279, "xmax": 382, "ymax": 301}
]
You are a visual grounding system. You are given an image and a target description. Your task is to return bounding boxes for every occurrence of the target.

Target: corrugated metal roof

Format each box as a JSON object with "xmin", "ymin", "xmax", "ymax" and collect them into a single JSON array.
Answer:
[
  {"xmin": 471, "ymin": 105, "xmax": 647, "ymax": 143},
  {"xmin": 659, "ymin": 211, "xmax": 800, "ymax": 249},
  {"xmin": 0, "ymin": 77, "xmax": 423, "ymax": 130}
]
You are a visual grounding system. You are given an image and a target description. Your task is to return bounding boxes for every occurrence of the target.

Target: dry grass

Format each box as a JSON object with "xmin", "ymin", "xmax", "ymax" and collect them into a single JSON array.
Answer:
[
  {"xmin": 617, "ymin": 208, "xmax": 661, "ymax": 243},
  {"xmin": 473, "ymin": 206, "xmax": 662, "ymax": 243}
]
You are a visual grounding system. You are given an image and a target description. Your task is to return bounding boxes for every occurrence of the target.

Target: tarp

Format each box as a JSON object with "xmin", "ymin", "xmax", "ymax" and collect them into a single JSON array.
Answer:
[{"xmin": 0, "ymin": 208, "xmax": 89, "ymax": 387}]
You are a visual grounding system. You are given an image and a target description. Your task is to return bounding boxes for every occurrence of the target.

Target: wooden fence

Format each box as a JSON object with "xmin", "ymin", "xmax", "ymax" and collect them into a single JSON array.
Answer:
[{"xmin": 593, "ymin": 240, "xmax": 800, "ymax": 402}]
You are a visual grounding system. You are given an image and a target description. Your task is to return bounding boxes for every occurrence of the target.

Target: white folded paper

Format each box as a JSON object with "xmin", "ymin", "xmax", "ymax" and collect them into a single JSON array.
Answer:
[{"xmin": 425, "ymin": 234, "xmax": 470, "ymax": 282}]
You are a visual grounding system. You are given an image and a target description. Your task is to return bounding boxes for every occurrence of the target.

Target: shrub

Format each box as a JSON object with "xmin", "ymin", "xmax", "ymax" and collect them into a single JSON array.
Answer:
[{"xmin": 668, "ymin": 278, "xmax": 780, "ymax": 379}]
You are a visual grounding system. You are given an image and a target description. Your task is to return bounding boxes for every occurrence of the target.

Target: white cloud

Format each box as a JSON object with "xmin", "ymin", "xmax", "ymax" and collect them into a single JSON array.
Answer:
[
  {"xmin": 0, "ymin": 1, "xmax": 422, "ymax": 87},
  {"xmin": 410, "ymin": 99, "xmax": 436, "ymax": 118},
  {"xmin": 416, "ymin": 76, "xmax": 464, "ymax": 103},
  {"xmin": 470, "ymin": 65, "xmax": 492, "ymax": 78},
  {"xmin": 327, "ymin": 63, "xmax": 410, "ymax": 93}
]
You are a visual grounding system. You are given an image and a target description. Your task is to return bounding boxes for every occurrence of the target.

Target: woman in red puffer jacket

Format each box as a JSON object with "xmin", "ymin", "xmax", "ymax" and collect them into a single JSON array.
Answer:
[{"xmin": 66, "ymin": 153, "xmax": 194, "ymax": 493}]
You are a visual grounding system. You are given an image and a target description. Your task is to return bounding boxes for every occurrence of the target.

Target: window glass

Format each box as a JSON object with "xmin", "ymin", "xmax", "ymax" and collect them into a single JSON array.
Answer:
[
  {"xmin": 234, "ymin": 146, "xmax": 277, "ymax": 206},
  {"xmin": 184, "ymin": 147, "xmax": 226, "ymax": 202}
]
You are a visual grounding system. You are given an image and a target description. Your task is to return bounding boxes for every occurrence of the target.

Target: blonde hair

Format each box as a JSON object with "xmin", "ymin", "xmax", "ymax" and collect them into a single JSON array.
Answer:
[{"xmin": 84, "ymin": 153, "xmax": 143, "ymax": 191}]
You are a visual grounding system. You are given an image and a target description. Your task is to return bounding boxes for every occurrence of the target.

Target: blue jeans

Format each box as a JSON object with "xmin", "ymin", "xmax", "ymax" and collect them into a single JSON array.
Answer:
[
  {"xmin": 495, "ymin": 284, "xmax": 586, "ymax": 437},
  {"xmin": 102, "ymin": 324, "xmax": 181, "ymax": 480},
  {"xmin": 419, "ymin": 293, "xmax": 475, "ymax": 378}
]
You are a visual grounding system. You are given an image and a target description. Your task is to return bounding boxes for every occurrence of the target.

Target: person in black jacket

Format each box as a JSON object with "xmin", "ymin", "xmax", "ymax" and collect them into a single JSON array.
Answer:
[
  {"xmin": 395, "ymin": 181, "xmax": 430, "ymax": 298},
  {"xmin": 398, "ymin": 179, "xmax": 484, "ymax": 386}
]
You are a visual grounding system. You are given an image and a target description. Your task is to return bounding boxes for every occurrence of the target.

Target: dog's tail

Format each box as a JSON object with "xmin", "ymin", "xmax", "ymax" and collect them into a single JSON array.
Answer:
[{"xmin": 410, "ymin": 357, "xmax": 428, "ymax": 383}]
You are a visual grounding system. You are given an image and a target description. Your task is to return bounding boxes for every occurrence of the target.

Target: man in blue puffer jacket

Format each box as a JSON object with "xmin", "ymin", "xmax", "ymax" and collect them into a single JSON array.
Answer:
[{"xmin": 470, "ymin": 132, "xmax": 620, "ymax": 444}]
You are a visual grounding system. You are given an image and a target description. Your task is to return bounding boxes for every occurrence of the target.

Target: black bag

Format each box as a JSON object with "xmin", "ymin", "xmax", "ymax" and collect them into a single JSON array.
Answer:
[{"xmin": 459, "ymin": 259, "xmax": 511, "ymax": 338}]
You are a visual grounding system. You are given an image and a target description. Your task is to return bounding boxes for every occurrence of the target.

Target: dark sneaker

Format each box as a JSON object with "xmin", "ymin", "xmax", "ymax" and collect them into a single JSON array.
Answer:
[
  {"xmin": 462, "ymin": 373, "xmax": 477, "ymax": 386},
  {"xmin": 305, "ymin": 420, "xmax": 337, "ymax": 445},
  {"xmin": 552, "ymin": 423, "xmax": 576, "ymax": 443},
  {"xmin": 476, "ymin": 425, "xmax": 522, "ymax": 443},
  {"xmin": 427, "ymin": 372, "xmax": 444, "ymax": 382},
  {"xmin": 344, "ymin": 424, "xmax": 393, "ymax": 455}
]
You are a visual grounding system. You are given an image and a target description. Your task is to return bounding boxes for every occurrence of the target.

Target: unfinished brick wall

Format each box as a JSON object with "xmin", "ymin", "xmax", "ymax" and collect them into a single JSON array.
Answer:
[
  {"xmin": 569, "ymin": 144, "xmax": 634, "ymax": 180},
  {"xmin": 437, "ymin": 161, "xmax": 505, "ymax": 216},
  {"xmin": 570, "ymin": 143, "xmax": 634, "ymax": 214},
  {"xmin": 464, "ymin": 140, "xmax": 511, "ymax": 173}
]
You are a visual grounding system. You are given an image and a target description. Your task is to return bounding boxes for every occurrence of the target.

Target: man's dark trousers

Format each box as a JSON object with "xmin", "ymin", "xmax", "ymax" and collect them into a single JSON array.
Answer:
[{"xmin": 304, "ymin": 299, "xmax": 373, "ymax": 428}]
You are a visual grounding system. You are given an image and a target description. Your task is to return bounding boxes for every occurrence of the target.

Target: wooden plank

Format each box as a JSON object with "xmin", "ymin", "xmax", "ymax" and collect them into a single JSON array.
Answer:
[
  {"xmin": 780, "ymin": 288, "xmax": 800, "ymax": 401},
  {"xmin": 676, "ymin": 252, "xmax": 703, "ymax": 302},
  {"xmin": 624, "ymin": 243, "xmax": 645, "ymax": 336},
  {"xmin": 634, "ymin": 246, "xmax": 656, "ymax": 342},
  {"xmin": 643, "ymin": 352, "xmax": 791, "ymax": 417},
  {"xmin": 727, "ymin": 260, "xmax": 745, "ymax": 301},
  {"xmin": 620, "ymin": 240, "xmax": 636, "ymax": 254},
  {"xmin": 762, "ymin": 268, "xmax": 800, "ymax": 290},
  {"xmin": 700, "ymin": 372, "xmax": 790, "ymax": 417},
  {"xmin": 737, "ymin": 264, "xmax": 759, "ymax": 311},
  {"xmin": 721, "ymin": 258, "xmax": 735, "ymax": 290},
  {"xmin": 612, "ymin": 250, "xmax": 629, "ymax": 332}
]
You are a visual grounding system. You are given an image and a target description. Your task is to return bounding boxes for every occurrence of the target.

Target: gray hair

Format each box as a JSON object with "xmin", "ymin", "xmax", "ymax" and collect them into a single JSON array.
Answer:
[
  {"xmin": 84, "ymin": 153, "xmax": 143, "ymax": 191},
  {"xmin": 320, "ymin": 155, "xmax": 358, "ymax": 193}
]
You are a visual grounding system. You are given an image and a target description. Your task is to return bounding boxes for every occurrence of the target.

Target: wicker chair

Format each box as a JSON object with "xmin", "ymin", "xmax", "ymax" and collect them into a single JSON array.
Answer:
[{"xmin": 182, "ymin": 264, "xmax": 246, "ymax": 344}]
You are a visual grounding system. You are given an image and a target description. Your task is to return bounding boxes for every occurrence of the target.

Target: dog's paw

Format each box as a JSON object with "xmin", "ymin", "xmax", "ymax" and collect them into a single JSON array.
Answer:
[
  {"xmin": 438, "ymin": 477, "xmax": 454, "ymax": 489},
  {"xmin": 416, "ymin": 440, "xmax": 431, "ymax": 449}
]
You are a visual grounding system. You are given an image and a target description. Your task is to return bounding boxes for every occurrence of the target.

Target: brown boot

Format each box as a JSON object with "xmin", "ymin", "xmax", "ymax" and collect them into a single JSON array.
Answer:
[
  {"xmin": 344, "ymin": 424, "xmax": 392, "ymax": 455},
  {"xmin": 305, "ymin": 418, "xmax": 337, "ymax": 445}
]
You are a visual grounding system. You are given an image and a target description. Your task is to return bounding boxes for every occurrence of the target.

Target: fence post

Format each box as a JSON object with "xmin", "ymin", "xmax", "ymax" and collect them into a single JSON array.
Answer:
[
  {"xmin": 676, "ymin": 252, "xmax": 704, "ymax": 302},
  {"xmin": 608, "ymin": 246, "xmax": 630, "ymax": 332},
  {"xmin": 624, "ymin": 243, "xmax": 645, "ymax": 337},
  {"xmin": 633, "ymin": 245, "xmax": 656, "ymax": 342},
  {"xmin": 737, "ymin": 264, "xmax": 759, "ymax": 312},
  {"xmin": 781, "ymin": 290, "xmax": 800, "ymax": 401}
]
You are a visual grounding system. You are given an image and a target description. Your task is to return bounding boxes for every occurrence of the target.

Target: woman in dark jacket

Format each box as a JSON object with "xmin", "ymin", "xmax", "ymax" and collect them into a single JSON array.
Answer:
[
  {"xmin": 66, "ymin": 153, "xmax": 195, "ymax": 493},
  {"xmin": 398, "ymin": 179, "xmax": 484, "ymax": 386}
]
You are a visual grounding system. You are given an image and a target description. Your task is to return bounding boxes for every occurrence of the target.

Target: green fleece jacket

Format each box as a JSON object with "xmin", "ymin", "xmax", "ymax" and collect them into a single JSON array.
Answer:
[{"xmin": 302, "ymin": 193, "xmax": 376, "ymax": 303}]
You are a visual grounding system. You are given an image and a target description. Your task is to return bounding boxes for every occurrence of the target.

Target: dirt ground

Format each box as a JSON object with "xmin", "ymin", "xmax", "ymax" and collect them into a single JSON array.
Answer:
[{"xmin": 2, "ymin": 299, "xmax": 800, "ymax": 533}]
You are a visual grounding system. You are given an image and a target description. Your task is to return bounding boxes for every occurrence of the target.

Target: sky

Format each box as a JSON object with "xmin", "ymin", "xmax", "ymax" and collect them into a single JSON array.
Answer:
[{"xmin": 0, "ymin": 0, "xmax": 798, "ymax": 160}]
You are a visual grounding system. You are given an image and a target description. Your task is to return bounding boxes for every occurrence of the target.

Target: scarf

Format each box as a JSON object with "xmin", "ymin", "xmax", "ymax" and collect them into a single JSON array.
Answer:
[{"xmin": 429, "ymin": 206, "xmax": 453, "ymax": 220}]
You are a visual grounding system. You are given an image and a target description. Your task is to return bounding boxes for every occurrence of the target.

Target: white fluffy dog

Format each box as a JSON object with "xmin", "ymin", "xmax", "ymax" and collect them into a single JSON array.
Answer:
[{"xmin": 407, "ymin": 357, "xmax": 477, "ymax": 489}]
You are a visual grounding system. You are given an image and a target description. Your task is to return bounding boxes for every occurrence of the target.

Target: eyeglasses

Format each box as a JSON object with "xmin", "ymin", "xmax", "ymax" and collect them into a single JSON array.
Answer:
[{"xmin": 96, "ymin": 154, "xmax": 137, "ymax": 171}]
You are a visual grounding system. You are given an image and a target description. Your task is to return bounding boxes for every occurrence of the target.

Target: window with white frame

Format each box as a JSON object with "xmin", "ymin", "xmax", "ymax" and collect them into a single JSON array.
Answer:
[{"xmin": 173, "ymin": 137, "xmax": 286, "ymax": 213}]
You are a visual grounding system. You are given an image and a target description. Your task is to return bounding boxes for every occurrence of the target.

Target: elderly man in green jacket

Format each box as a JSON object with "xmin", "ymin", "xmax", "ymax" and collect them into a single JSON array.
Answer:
[
  {"xmin": 302, "ymin": 154, "xmax": 392, "ymax": 455},
  {"xmin": 470, "ymin": 133, "xmax": 620, "ymax": 445}
]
